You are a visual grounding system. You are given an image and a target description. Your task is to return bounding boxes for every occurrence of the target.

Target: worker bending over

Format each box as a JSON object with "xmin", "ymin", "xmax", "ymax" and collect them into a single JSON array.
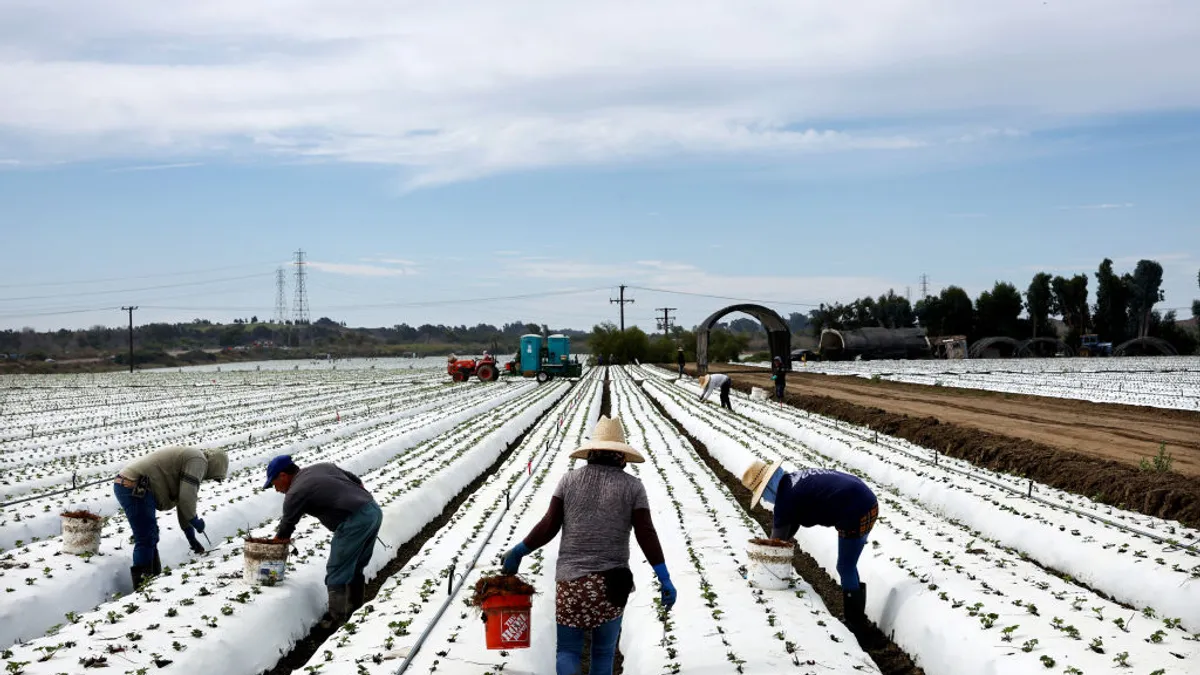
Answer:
[
  {"xmin": 264, "ymin": 455, "xmax": 383, "ymax": 626},
  {"xmin": 741, "ymin": 459, "xmax": 878, "ymax": 634},
  {"xmin": 114, "ymin": 447, "xmax": 228, "ymax": 589},
  {"xmin": 698, "ymin": 373, "xmax": 733, "ymax": 410}
]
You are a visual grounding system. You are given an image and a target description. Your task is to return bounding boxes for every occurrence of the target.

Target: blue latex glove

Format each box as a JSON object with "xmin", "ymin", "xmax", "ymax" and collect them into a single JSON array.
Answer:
[
  {"xmin": 190, "ymin": 517, "xmax": 205, "ymax": 534},
  {"xmin": 653, "ymin": 563, "xmax": 677, "ymax": 609},
  {"xmin": 501, "ymin": 542, "xmax": 531, "ymax": 575},
  {"xmin": 183, "ymin": 527, "xmax": 204, "ymax": 554}
]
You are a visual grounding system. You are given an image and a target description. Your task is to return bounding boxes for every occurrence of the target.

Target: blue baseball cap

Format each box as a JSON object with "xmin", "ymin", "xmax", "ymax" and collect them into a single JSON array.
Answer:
[{"xmin": 263, "ymin": 455, "xmax": 294, "ymax": 489}]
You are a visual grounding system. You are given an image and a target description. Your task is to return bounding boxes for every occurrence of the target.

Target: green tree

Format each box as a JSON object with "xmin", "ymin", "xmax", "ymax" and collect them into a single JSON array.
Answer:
[
  {"xmin": 1126, "ymin": 259, "xmax": 1165, "ymax": 338},
  {"xmin": 786, "ymin": 312, "xmax": 810, "ymax": 333},
  {"xmin": 1051, "ymin": 274, "xmax": 1090, "ymax": 344},
  {"xmin": 1192, "ymin": 268, "xmax": 1199, "ymax": 321},
  {"xmin": 872, "ymin": 289, "xmax": 914, "ymax": 329},
  {"xmin": 1025, "ymin": 272, "xmax": 1055, "ymax": 338},
  {"xmin": 975, "ymin": 282, "xmax": 1024, "ymax": 339},
  {"xmin": 939, "ymin": 286, "xmax": 975, "ymax": 338},
  {"xmin": 1093, "ymin": 258, "xmax": 1130, "ymax": 344}
]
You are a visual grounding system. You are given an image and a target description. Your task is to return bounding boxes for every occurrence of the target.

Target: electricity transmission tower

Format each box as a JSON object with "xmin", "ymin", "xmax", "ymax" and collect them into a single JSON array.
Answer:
[
  {"xmin": 292, "ymin": 250, "xmax": 309, "ymax": 325},
  {"xmin": 655, "ymin": 307, "xmax": 677, "ymax": 337},
  {"xmin": 610, "ymin": 285, "xmax": 634, "ymax": 331},
  {"xmin": 274, "ymin": 268, "xmax": 288, "ymax": 324},
  {"xmin": 920, "ymin": 274, "xmax": 929, "ymax": 299}
]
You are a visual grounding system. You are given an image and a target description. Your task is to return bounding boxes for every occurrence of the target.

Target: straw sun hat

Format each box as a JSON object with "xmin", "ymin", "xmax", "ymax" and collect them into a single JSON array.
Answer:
[
  {"xmin": 741, "ymin": 458, "xmax": 783, "ymax": 507},
  {"xmin": 698, "ymin": 374, "xmax": 710, "ymax": 388},
  {"xmin": 569, "ymin": 416, "xmax": 645, "ymax": 463}
]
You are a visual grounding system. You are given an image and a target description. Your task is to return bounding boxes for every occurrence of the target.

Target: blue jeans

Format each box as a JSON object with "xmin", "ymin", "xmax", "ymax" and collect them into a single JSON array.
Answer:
[
  {"xmin": 326, "ymin": 502, "xmax": 382, "ymax": 586},
  {"xmin": 113, "ymin": 483, "xmax": 159, "ymax": 567},
  {"xmin": 556, "ymin": 616, "xmax": 622, "ymax": 675},
  {"xmin": 836, "ymin": 534, "xmax": 869, "ymax": 591}
]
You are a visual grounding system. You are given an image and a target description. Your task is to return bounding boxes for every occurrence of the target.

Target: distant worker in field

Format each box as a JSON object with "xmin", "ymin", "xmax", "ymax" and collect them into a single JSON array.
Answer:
[
  {"xmin": 264, "ymin": 455, "xmax": 383, "ymax": 627},
  {"xmin": 501, "ymin": 416, "xmax": 676, "ymax": 675},
  {"xmin": 114, "ymin": 447, "xmax": 228, "ymax": 589},
  {"xmin": 676, "ymin": 347, "xmax": 686, "ymax": 376},
  {"xmin": 741, "ymin": 459, "xmax": 879, "ymax": 635},
  {"xmin": 698, "ymin": 372, "xmax": 733, "ymax": 410},
  {"xmin": 771, "ymin": 356, "xmax": 787, "ymax": 400}
]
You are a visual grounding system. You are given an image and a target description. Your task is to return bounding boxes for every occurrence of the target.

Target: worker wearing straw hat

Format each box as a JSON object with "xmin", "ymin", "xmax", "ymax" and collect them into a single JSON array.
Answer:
[
  {"xmin": 741, "ymin": 458, "xmax": 879, "ymax": 634},
  {"xmin": 501, "ymin": 416, "xmax": 676, "ymax": 675},
  {"xmin": 698, "ymin": 372, "xmax": 733, "ymax": 410}
]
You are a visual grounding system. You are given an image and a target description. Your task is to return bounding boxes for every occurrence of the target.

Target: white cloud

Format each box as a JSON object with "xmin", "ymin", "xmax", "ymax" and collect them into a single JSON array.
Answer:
[
  {"xmin": 308, "ymin": 261, "xmax": 417, "ymax": 277},
  {"xmin": 108, "ymin": 162, "xmax": 203, "ymax": 172},
  {"xmin": 0, "ymin": 1, "xmax": 1198, "ymax": 185},
  {"xmin": 1059, "ymin": 202, "xmax": 1135, "ymax": 210}
]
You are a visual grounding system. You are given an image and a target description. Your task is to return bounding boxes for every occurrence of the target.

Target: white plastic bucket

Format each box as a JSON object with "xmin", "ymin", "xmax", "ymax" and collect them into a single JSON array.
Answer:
[
  {"xmin": 749, "ymin": 387, "xmax": 769, "ymax": 401},
  {"xmin": 747, "ymin": 538, "xmax": 794, "ymax": 590},
  {"xmin": 61, "ymin": 512, "xmax": 104, "ymax": 555},
  {"xmin": 243, "ymin": 538, "xmax": 290, "ymax": 585}
]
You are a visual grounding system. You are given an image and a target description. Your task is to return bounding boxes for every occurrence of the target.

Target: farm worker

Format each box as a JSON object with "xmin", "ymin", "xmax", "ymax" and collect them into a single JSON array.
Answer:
[
  {"xmin": 698, "ymin": 373, "xmax": 734, "ymax": 410},
  {"xmin": 114, "ymin": 447, "xmax": 228, "ymax": 589},
  {"xmin": 676, "ymin": 347, "xmax": 686, "ymax": 376},
  {"xmin": 264, "ymin": 455, "xmax": 383, "ymax": 627},
  {"xmin": 771, "ymin": 356, "xmax": 787, "ymax": 400},
  {"xmin": 500, "ymin": 416, "xmax": 675, "ymax": 675},
  {"xmin": 740, "ymin": 459, "xmax": 879, "ymax": 635}
]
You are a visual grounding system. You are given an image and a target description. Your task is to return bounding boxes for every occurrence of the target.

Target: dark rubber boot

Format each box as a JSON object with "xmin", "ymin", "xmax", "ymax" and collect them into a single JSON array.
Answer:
[
  {"xmin": 843, "ymin": 583, "xmax": 868, "ymax": 633},
  {"xmin": 150, "ymin": 550, "xmax": 162, "ymax": 576},
  {"xmin": 130, "ymin": 565, "xmax": 152, "ymax": 591},
  {"xmin": 319, "ymin": 585, "xmax": 352, "ymax": 629},
  {"xmin": 349, "ymin": 579, "xmax": 367, "ymax": 611}
]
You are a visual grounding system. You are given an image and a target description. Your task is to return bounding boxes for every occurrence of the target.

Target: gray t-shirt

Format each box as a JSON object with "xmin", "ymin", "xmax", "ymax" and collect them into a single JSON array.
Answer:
[
  {"xmin": 553, "ymin": 464, "xmax": 650, "ymax": 582},
  {"xmin": 276, "ymin": 463, "xmax": 373, "ymax": 540}
]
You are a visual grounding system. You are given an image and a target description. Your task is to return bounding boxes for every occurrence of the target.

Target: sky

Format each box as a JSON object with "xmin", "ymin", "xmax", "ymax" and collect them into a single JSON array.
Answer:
[{"xmin": 1, "ymin": 0, "xmax": 1198, "ymax": 335}]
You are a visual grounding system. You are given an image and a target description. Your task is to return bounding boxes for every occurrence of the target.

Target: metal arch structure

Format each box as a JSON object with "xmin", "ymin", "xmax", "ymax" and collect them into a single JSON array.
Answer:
[
  {"xmin": 1113, "ymin": 336, "xmax": 1179, "ymax": 357},
  {"xmin": 967, "ymin": 336, "xmax": 1023, "ymax": 359},
  {"xmin": 696, "ymin": 304, "xmax": 791, "ymax": 375},
  {"xmin": 1018, "ymin": 337, "xmax": 1073, "ymax": 358}
]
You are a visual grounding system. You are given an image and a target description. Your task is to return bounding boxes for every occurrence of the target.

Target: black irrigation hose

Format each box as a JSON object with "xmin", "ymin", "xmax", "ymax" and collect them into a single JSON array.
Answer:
[{"xmin": 0, "ymin": 474, "xmax": 113, "ymax": 509}]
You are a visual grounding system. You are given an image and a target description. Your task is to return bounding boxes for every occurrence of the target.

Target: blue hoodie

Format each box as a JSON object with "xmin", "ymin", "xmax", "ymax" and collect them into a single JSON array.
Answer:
[{"xmin": 770, "ymin": 468, "xmax": 876, "ymax": 538}]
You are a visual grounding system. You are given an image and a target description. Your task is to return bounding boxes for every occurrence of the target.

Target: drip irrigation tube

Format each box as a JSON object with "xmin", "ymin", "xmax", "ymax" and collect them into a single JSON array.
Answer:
[
  {"xmin": 0, "ymin": 474, "xmax": 112, "ymax": 509},
  {"xmin": 394, "ymin": 378, "xmax": 597, "ymax": 674}
]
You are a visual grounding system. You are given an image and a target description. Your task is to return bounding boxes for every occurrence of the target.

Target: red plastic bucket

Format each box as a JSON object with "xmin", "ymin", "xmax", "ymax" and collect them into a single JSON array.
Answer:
[{"xmin": 482, "ymin": 593, "xmax": 532, "ymax": 650}]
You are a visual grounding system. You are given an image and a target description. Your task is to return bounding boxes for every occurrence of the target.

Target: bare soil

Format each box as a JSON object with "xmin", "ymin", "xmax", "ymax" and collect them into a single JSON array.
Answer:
[{"xmin": 701, "ymin": 364, "xmax": 1200, "ymax": 528}]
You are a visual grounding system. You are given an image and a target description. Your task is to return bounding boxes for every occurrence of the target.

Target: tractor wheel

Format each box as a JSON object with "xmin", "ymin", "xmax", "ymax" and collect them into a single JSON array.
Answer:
[
  {"xmin": 1078, "ymin": 348, "xmax": 1090, "ymax": 357},
  {"xmin": 536, "ymin": 371, "xmax": 551, "ymax": 384},
  {"xmin": 477, "ymin": 364, "xmax": 496, "ymax": 382},
  {"xmin": 452, "ymin": 370, "xmax": 467, "ymax": 382}
]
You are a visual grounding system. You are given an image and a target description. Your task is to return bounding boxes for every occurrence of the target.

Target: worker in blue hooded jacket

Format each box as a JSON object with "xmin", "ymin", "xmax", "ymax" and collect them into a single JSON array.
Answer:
[{"xmin": 741, "ymin": 458, "xmax": 878, "ymax": 633}]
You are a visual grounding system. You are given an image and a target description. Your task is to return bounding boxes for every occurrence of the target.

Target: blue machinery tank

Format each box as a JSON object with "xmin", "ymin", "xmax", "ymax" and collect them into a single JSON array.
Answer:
[{"xmin": 519, "ymin": 334, "xmax": 543, "ymax": 374}]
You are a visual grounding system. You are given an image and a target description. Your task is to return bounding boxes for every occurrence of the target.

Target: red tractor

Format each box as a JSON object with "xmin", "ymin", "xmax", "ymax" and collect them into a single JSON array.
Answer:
[{"xmin": 446, "ymin": 354, "xmax": 502, "ymax": 382}]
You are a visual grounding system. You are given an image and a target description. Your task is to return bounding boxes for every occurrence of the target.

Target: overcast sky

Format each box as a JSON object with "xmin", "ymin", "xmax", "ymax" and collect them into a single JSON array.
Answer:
[{"xmin": 1, "ymin": 1, "xmax": 1198, "ymax": 333}]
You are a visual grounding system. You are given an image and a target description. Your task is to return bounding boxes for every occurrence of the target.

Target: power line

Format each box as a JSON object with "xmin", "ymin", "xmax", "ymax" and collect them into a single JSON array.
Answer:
[
  {"xmin": 0, "ymin": 262, "xmax": 281, "ymax": 289},
  {"xmin": 0, "ymin": 272, "xmax": 273, "ymax": 303},
  {"xmin": 626, "ymin": 285, "xmax": 820, "ymax": 308}
]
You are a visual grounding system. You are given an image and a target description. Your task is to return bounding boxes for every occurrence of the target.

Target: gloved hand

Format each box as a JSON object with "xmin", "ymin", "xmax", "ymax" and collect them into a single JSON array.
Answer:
[
  {"xmin": 184, "ymin": 527, "xmax": 205, "ymax": 554},
  {"xmin": 190, "ymin": 517, "xmax": 205, "ymax": 534},
  {"xmin": 501, "ymin": 542, "xmax": 531, "ymax": 575},
  {"xmin": 653, "ymin": 563, "xmax": 677, "ymax": 609}
]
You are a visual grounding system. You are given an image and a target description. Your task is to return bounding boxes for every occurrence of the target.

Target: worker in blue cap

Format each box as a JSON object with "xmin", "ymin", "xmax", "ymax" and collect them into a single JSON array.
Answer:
[
  {"xmin": 740, "ymin": 458, "xmax": 878, "ymax": 635},
  {"xmin": 264, "ymin": 455, "xmax": 383, "ymax": 626}
]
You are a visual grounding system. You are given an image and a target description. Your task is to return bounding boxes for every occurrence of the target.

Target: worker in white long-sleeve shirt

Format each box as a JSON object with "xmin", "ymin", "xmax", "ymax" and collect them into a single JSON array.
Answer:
[{"xmin": 698, "ymin": 373, "xmax": 733, "ymax": 410}]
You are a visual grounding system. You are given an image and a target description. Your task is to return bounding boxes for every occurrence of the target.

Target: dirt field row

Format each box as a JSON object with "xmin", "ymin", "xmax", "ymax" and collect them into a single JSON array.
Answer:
[{"xmin": 696, "ymin": 364, "xmax": 1200, "ymax": 528}]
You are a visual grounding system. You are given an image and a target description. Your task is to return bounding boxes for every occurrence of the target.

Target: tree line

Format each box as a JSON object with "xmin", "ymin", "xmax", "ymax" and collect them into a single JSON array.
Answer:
[{"xmin": 807, "ymin": 258, "xmax": 1198, "ymax": 354}]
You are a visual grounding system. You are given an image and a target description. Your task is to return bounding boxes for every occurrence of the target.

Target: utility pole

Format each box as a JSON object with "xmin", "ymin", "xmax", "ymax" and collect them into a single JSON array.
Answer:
[
  {"xmin": 610, "ymin": 285, "xmax": 634, "ymax": 331},
  {"xmin": 120, "ymin": 306, "xmax": 137, "ymax": 373},
  {"xmin": 655, "ymin": 307, "xmax": 677, "ymax": 337}
]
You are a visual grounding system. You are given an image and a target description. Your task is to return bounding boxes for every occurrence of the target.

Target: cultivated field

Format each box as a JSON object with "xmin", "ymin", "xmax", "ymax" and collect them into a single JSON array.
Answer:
[{"xmin": 2, "ymin": 361, "xmax": 1198, "ymax": 674}]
